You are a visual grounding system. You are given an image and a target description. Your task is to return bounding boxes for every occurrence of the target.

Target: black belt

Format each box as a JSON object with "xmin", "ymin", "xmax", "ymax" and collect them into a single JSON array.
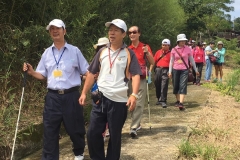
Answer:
[
  {"xmin": 48, "ymin": 86, "xmax": 79, "ymax": 94},
  {"xmin": 156, "ymin": 66, "xmax": 169, "ymax": 69}
]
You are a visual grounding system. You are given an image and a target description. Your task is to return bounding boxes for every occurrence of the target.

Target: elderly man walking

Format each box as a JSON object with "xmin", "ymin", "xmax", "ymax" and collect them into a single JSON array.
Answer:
[
  {"xmin": 153, "ymin": 39, "xmax": 171, "ymax": 108},
  {"xmin": 23, "ymin": 19, "xmax": 89, "ymax": 160},
  {"xmin": 128, "ymin": 26, "xmax": 155, "ymax": 137},
  {"xmin": 79, "ymin": 19, "xmax": 141, "ymax": 160}
]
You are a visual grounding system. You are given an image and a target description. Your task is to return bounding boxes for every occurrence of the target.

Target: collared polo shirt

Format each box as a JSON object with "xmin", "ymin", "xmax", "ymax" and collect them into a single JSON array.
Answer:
[
  {"xmin": 154, "ymin": 49, "xmax": 171, "ymax": 67},
  {"xmin": 128, "ymin": 42, "xmax": 153, "ymax": 65},
  {"xmin": 36, "ymin": 42, "xmax": 89, "ymax": 90},
  {"xmin": 170, "ymin": 45, "xmax": 192, "ymax": 70},
  {"xmin": 88, "ymin": 43, "xmax": 141, "ymax": 102}
]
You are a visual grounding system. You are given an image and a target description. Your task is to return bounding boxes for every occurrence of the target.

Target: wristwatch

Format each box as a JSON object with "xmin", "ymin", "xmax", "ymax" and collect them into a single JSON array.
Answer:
[{"xmin": 131, "ymin": 93, "xmax": 139, "ymax": 100}]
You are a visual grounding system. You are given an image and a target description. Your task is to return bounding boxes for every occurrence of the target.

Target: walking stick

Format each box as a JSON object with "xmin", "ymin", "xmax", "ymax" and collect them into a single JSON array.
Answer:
[
  {"xmin": 144, "ymin": 44, "xmax": 152, "ymax": 131},
  {"xmin": 10, "ymin": 71, "xmax": 27, "ymax": 160}
]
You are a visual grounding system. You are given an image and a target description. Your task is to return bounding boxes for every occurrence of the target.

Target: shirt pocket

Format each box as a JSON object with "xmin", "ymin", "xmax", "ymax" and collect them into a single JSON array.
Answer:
[{"xmin": 61, "ymin": 59, "xmax": 75, "ymax": 73}]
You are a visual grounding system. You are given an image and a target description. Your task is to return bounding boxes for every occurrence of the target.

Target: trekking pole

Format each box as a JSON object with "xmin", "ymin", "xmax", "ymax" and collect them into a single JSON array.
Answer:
[
  {"xmin": 10, "ymin": 70, "xmax": 27, "ymax": 160},
  {"xmin": 144, "ymin": 44, "xmax": 152, "ymax": 131}
]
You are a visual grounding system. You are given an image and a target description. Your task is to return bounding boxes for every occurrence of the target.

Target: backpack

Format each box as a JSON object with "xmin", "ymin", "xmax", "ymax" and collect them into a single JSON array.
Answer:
[{"xmin": 193, "ymin": 47, "xmax": 204, "ymax": 63}]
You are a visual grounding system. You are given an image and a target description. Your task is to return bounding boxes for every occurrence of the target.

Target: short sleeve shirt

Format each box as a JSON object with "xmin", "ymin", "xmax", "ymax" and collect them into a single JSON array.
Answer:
[
  {"xmin": 88, "ymin": 43, "xmax": 141, "ymax": 102},
  {"xmin": 154, "ymin": 49, "xmax": 171, "ymax": 67},
  {"xmin": 204, "ymin": 45, "xmax": 212, "ymax": 60},
  {"xmin": 36, "ymin": 43, "xmax": 89, "ymax": 90},
  {"xmin": 171, "ymin": 45, "xmax": 192, "ymax": 70},
  {"xmin": 128, "ymin": 42, "xmax": 153, "ymax": 65}
]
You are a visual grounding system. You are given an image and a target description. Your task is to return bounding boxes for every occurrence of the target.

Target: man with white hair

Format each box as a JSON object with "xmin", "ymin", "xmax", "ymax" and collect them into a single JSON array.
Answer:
[
  {"xmin": 23, "ymin": 19, "xmax": 89, "ymax": 160},
  {"xmin": 153, "ymin": 39, "xmax": 171, "ymax": 108}
]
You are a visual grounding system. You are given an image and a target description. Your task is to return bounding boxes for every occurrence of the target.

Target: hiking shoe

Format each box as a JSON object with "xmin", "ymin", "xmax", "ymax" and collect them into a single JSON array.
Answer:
[
  {"xmin": 130, "ymin": 129, "xmax": 137, "ymax": 138},
  {"xmin": 136, "ymin": 125, "xmax": 142, "ymax": 131},
  {"xmin": 175, "ymin": 101, "xmax": 180, "ymax": 107},
  {"xmin": 178, "ymin": 103, "xmax": 185, "ymax": 111},
  {"xmin": 161, "ymin": 102, "xmax": 167, "ymax": 108},
  {"xmin": 156, "ymin": 101, "xmax": 161, "ymax": 105},
  {"xmin": 74, "ymin": 154, "xmax": 84, "ymax": 160}
]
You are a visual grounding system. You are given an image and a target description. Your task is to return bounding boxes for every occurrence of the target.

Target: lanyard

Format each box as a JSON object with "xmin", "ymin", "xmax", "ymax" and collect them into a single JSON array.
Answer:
[
  {"xmin": 52, "ymin": 47, "xmax": 66, "ymax": 69},
  {"xmin": 108, "ymin": 48, "xmax": 122, "ymax": 74}
]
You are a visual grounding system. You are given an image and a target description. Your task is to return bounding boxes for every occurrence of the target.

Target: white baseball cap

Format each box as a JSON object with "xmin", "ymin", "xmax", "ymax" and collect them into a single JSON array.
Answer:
[
  {"xmin": 177, "ymin": 34, "xmax": 188, "ymax": 42},
  {"xmin": 162, "ymin": 39, "xmax": 170, "ymax": 45},
  {"xmin": 46, "ymin": 19, "xmax": 65, "ymax": 30},
  {"xmin": 105, "ymin": 19, "xmax": 127, "ymax": 32},
  {"xmin": 93, "ymin": 37, "xmax": 109, "ymax": 49}
]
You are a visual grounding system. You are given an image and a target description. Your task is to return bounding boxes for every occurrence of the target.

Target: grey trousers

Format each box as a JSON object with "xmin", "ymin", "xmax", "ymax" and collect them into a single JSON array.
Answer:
[
  {"xmin": 128, "ymin": 79, "xmax": 147, "ymax": 129},
  {"xmin": 154, "ymin": 67, "xmax": 169, "ymax": 102}
]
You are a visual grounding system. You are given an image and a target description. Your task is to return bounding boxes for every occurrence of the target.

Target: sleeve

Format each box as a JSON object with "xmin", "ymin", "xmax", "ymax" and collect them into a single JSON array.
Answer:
[
  {"xmin": 128, "ymin": 49, "xmax": 142, "ymax": 76},
  {"xmin": 218, "ymin": 48, "xmax": 226, "ymax": 56},
  {"xmin": 76, "ymin": 48, "xmax": 89, "ymax": 75},
  {"xmin": 168, "ymin": 49, "xmax": 174, "ymax": 73},
  {"xmin": 189, "ymin": 56, "xmax": 198, "ymax": 72},
  {"xmin": 147, "ymin": 44, "xmax": 153, "ymax": 56},
  {"xmin": 88, "ymin": 48, "xmax": 103, "ymax": 74},
  {"xmin": 154, "ymin": 50, "xmax": 159, "ymax": 63},
  {"xmin": 36, "ymin": 52, "xmax": 47, "ymax": 77}
]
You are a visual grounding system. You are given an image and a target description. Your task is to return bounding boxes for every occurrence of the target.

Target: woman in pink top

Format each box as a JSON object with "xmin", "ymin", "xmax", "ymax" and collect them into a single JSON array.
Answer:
[
  {"xmin": 192, "ymin": 42, "xmax": 205, "ymax": 85},
  {"xmin": 168, "ymin": 34, "xmax": 199, "ymax": 111}
]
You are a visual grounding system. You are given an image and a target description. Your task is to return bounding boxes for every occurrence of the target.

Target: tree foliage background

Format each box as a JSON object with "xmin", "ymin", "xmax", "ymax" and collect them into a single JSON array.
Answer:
[{"xmin": 0, "ymin": 0, "xmax": 236, "ymax": 158}]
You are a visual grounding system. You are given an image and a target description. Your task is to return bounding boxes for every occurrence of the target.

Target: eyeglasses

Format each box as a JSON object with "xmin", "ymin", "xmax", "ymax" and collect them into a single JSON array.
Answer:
[{"xmin": 128, "ymin": 31, "xmax": 138, "ymax": 35}]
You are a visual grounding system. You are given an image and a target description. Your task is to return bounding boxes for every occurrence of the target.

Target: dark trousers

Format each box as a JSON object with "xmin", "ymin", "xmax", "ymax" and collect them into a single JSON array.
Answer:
[
  {"xmin": 192, "ymin": 62, "xmax": 203, "ymax": 84},
  {"xmin": 42, "ymin": 91, "xmax": 85, "ymax": 160},
  {"xmin": 172, "ymin": 69, "xmax": 188, "ymax": 94},
  {"xmin": 87, "ymin": 95, "xmax": 128, "ymax": 160},
  {"xmin": 154, "ymin": 67, "xmax": 169, "ymax": 102}
]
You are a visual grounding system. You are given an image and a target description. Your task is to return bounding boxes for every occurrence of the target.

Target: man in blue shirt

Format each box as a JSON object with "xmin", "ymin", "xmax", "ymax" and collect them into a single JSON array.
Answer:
[{"xmin": 23, "ymin": 19, "xmax": 89, "ymax": 160}]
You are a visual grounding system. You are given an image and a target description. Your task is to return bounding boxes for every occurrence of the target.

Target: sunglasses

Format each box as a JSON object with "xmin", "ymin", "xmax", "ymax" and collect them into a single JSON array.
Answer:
[
  {"xmin": 128, "ymin": 31, "xmax": 138, "ymax": 35},
  {"xmin": 162, "ymin": 44, "xmax": 168, "ymax": 46}
]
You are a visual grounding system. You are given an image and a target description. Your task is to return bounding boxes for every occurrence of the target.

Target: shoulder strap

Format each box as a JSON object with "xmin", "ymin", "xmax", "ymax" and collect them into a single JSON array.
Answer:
[
  {"xmin": 156, "ymin": 50, "xmax": 170, "ymax": 64},
  {"xmin": 173, "ymin": 47, "xmax": 189, "ymax": 69}
]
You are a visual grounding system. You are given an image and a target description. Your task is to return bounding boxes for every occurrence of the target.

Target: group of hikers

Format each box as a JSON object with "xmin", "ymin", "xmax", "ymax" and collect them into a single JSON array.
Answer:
[{"xmin": 22, "ymin": 18, "xmax": 225, "ymax": 160}]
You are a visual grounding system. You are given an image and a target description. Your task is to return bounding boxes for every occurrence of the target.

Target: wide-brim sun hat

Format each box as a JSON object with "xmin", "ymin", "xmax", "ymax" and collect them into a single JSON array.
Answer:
[
  {"xmin": 46, "ymin": 19, "xmax": 65, "ymax": 30},
  {"xmin": 217, "ymin": 41, "xmax": 223, "ymax": 45},
  {"xmin": 93, "ymin": 37, "xmax": 109, "ymax": 49},
  {"xmin": 177, "ymin": 34, "xmax": 188, "ymax": 42},
  {"xmin": 105, "ymin": 19, "xmax": 127, "ymax": 32}
]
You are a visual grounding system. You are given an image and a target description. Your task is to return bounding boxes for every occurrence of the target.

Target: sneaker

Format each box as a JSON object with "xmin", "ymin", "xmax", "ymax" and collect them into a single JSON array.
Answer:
[
  {"xmin": 75, "ymin": 154, "xmax": 84, "ymax": 160},
  {"xmin": 130, "ymin": 129, "xmax": 137, "ymax": 138},
  {"xmin": 161, "ymin": 102, "xmax": 167, "ymax": 108},
  {"xmin": 156, "ymin": 101, "xmax": 161, "ymax": 105},
  {"xmin": 136, "ymin": 125, "xmax": 142, "ymax": 131},
  {"xmin": 175, "ymin": 101, "xmax": 180, "ymax": 107},
  {"xmin": 178, "ymin": 103, "xmax": 185, "ymax": 111}
]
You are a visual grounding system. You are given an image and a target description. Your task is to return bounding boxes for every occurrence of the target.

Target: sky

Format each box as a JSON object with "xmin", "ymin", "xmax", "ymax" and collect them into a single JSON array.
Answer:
[{"xmin": 227, "ymin": 0, "xmax": 240, "ymax": 20}]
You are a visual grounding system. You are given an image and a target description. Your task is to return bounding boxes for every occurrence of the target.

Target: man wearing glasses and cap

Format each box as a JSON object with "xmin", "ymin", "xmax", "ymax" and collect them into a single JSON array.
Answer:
[
  {"xmin": 153, "ymin": 39, "xmax": 171, "ymax": 108},
  {"xmin": 128, "ymin": 26, "xmax": 155, "ymax": 138},
  {"xmin": 79, "ymin": 19, "xmax": 141, "ymax": 160},
  {"xmin": 23, "ymin": 19, "xmax": 89, "ymax": 160}
]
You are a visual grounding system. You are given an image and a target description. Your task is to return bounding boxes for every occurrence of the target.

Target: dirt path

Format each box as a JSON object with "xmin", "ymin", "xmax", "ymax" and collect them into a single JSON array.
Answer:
[{"xmin": 23, "ymin": 68, "xmax": 240, "ymax": 160}]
